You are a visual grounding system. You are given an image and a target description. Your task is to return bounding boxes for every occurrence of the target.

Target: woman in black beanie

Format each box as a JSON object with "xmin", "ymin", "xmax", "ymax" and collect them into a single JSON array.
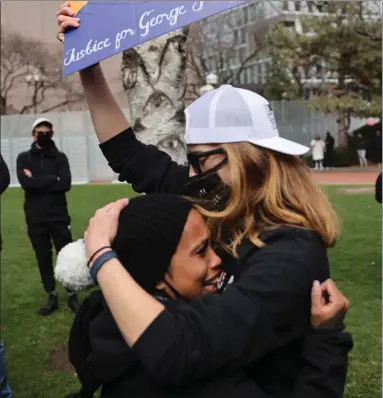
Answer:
[{"xmin": 69, "ymin": 194, "xmax": 230, "ymax": 398}]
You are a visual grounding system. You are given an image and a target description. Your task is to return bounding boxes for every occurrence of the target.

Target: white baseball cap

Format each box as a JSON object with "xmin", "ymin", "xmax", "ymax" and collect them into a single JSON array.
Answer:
[
  {"xmin": 184, "ymin": 85, "xmax": 309, "ymax": 156},
  {"xmin": 32, "ymin": 118, "xmax": 53, "ymax": 131}
]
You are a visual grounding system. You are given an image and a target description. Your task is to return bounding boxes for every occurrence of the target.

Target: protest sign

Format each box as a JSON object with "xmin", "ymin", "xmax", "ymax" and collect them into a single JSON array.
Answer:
[{"xmin": 63, "ymin": 1, "xmax": 248, "ymax": 76}]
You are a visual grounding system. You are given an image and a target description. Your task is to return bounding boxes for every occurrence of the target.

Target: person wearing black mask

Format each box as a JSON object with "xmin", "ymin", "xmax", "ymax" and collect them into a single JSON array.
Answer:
[
  {"xmin": 325, "ymin": 131, "xmax": 335, "ymax": 169},
  {"xmin": 16, "ymin": 118, "xmax": 79, "ymax": 316}
]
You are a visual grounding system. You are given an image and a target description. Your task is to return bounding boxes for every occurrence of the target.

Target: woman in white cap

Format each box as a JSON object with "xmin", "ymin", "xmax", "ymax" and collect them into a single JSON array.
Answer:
[{"xmin": 57, "ymin": 5, "xmax": 351, "ymax": 398}]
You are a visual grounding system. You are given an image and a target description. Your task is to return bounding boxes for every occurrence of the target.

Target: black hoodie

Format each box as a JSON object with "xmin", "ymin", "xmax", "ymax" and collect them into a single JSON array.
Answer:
[{"xmin": 16, "ymin": 142, "xmax": 71, "ymax": 224}]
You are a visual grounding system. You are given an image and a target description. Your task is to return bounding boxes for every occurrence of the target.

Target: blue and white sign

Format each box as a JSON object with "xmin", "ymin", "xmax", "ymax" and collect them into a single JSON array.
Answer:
[{"xmin": 63, "ymin": 1, "xmax": 248, "ymax": 76}]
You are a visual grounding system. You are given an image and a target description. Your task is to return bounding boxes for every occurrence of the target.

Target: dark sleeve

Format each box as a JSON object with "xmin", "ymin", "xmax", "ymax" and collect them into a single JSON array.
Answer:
[
  {"xmin": 131, "ymin": 251, "xmax": 313, "ymax": 386},
  {"xmin": 375, "ymin": 173, "xmax": 382, "ymax": 203},
  {"xmin": 293, "ymin": 327, "xmax": 353, "ymax": 398},
  {"xmin": 16, "ymin": 153, "xmax": 57, "ymax": 191},
  {"xmin": 99, "ymin": 128, "xmax": 189, "ymax": 194},
  {"xmin": 44, "ymin": 153, "xmax": 72, "ymax": 194},
  {"xmin": 0, "ymin": 154, "xmax": 10, "ymax": 195}
]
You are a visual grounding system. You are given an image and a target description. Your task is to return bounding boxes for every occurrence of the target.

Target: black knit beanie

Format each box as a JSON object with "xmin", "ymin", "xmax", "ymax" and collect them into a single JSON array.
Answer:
[{"xmin": 111, "ymin": 194, "xmax": 194, "ymax": 293}]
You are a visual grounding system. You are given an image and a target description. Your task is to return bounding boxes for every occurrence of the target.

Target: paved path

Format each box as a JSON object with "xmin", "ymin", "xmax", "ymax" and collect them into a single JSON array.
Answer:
[{"xmin": 311, "ymin": 167, "xmax": 381, "ymax": 185}]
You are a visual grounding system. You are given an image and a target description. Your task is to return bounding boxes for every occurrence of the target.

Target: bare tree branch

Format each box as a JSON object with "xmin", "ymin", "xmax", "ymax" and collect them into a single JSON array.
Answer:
[{"xmin": 1, "ymin": 31, "xmax": 84, "ymax": 115}]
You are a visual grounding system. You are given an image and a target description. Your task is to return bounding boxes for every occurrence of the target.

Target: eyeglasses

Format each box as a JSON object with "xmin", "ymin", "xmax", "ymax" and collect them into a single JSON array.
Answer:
[{"xmin": 187, "ymin": 148, "xmax": 227, "ymax": 175}]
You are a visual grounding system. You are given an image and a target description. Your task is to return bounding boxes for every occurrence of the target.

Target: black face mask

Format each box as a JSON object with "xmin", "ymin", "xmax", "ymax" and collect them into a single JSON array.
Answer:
[
  {"xmin": 178, "ymin": 166, "xmax": 230, "ymax": 211},
  {"xmin": 36, "ymin": 134, "xmax": 53, "ymax": 149}
]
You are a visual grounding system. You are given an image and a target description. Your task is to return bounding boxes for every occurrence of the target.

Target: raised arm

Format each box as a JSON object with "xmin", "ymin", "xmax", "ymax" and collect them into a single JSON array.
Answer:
[{"xmin": 57, "ymin": 3, "xmax": 188, "ymax": 194}]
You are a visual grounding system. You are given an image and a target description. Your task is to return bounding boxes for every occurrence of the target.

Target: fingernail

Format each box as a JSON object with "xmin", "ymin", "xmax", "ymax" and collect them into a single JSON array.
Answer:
[{"xmin": 313, "ymin": 280, "xmax": 320, "ymax": 288}]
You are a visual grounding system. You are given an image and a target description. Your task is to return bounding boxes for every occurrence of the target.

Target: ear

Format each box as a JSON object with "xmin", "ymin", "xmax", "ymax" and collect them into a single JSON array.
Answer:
[
  {"xmin": 155, "ymin": 272, "xmax": 171, "ymax": 292},
  {"xmin": 155, "ymin": 281, "xmax": 167, "ymax": 291}
]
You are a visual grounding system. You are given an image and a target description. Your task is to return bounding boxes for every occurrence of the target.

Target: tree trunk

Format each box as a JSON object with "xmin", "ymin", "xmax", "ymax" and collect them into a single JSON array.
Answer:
[
  {"xmin": 337, "ymin": 110, "xmax": 349, "ymax": 147},
  {"xmin": 121, "ymin": 28, "xmax": 189, "ymax": 164}
]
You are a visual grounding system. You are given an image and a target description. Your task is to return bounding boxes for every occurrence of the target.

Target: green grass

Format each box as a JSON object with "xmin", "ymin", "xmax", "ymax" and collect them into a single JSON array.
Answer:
[{"xmin": 1, "ymin": 185, "xmax": 381, "ymax": 398}]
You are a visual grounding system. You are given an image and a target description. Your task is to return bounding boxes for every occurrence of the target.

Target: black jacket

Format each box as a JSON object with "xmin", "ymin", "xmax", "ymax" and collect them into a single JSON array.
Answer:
[
  {"xmin": 0, "ymin": 154, "xmax": 10, "ymax": 251},
  {"xmin": 99, "ymin": 128, "xmax": 353, "ymax": 398},
  {"xmin": 16, "ymin": 142, "xmax": 71, "ymax": 224},
  {"xmin": 376, "ymin": 173, "xmax": 382, "ymax": 203}
]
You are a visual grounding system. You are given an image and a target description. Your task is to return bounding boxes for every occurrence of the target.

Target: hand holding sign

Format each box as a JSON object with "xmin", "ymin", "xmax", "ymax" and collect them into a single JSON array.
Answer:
[
  {"xmin": 62, "ymin": 1, "xmax": 248, "ymax": 76},
  {"xmin": 57, "ymin": 2, "xmax": 80, "ymax": 43}
]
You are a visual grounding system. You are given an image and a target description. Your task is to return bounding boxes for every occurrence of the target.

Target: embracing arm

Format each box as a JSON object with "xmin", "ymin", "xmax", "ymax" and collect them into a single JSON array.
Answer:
[
  {"xmin": 95, "ymin": 250, "xmax": 311, "ymax": 385},
  {"xmin": 293, "ymin": 327, "xmax": 353, "ymax": 398},
  {"xmin": 293, "ymin": 279, "xmax": 352, "ymax": 398}
]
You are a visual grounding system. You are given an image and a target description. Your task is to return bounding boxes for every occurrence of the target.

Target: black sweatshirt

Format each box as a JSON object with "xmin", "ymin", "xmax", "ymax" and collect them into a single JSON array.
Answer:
[
  {"xmin": 99, "ymin": 128, "xmax": 353, "ymax": 398},
  {"xmin": 16, "ymin": 143, "xmax": 71, "ymax": 224},
  {"xmin": 0, "ymin": 154, "xmax": 10, "ymax": 251}
]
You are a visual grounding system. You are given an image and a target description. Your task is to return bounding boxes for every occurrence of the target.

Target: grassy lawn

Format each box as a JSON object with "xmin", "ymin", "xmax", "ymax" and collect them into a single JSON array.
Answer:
[{"xmin": 1, "ymin": 185, "xmax": 381, "ymax": 398}]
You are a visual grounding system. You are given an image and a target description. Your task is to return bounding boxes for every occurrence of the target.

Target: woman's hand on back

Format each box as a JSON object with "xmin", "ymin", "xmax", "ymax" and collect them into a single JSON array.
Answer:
[
  {"xmin": 310, "ymin": 279, "xmax": 349, "ymax": 329},
  {"xmin": 57, "ymin": 2, "xmax": 80, "ymax": 42}
]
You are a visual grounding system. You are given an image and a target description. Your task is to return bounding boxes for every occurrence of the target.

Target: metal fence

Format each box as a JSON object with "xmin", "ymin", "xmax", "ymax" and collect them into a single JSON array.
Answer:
[{"xmin": 0, "ymin": 102, "xmax": 370, "ymax": 186}]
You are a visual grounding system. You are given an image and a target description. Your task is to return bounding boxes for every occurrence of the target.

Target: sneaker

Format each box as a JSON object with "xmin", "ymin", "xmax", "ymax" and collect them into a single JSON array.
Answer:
[
  {"xmin": 67, "ymin": 293, "xmax": 80, "ymax": 314},
  {"xmin": 38, "ymin": 293, "xmax": 59, "ymax": 316}
]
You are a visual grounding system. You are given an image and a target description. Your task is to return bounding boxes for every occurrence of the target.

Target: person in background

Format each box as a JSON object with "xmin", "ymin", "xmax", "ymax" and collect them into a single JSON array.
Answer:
[
  {"xmin": 16, "ymin": 118, "xmax": 79, "ymax": 316},
  {"xmin": 374, "ymin": 129, "xmax": 382, "ymax": 165},
  {"xmin": 375, "ymin": 173, "xmax": 382, "ymax": 204},
  {"xmin": 356, "ymin": 133, "xmax": 368, "ymax": 167},
  {"xmin": 310, "ymin": 135, "xmax": 326, "ymax": 170},
  {"xmin": 325, "ymin": 131, "xmax": 335, "ymax": 169},
  {"xmin": 0, "ymin": 154, "xmax": 12, "ymax": 398}
]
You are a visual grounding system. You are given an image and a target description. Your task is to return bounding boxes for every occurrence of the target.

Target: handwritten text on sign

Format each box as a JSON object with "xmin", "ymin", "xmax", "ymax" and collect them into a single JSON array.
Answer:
[{"xmin": 63, "ymin": 1, "xmax": 248, "ymax": 76}]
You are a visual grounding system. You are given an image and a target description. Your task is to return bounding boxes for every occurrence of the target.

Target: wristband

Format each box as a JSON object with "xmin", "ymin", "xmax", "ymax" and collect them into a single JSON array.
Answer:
[
  {"xmin": 87, "ymin": 246, "xmax": 112, "ymax": 268},
  {"xmin": 90, "ymin": 251, "xmax": 118, "ymax": 285}
]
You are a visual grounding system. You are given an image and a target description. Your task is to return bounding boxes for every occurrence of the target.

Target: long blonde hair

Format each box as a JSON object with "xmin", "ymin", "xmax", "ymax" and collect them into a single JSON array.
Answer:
[{"xmin": 197, "ymin": 142, "xmax": 339, "ymax": 257}]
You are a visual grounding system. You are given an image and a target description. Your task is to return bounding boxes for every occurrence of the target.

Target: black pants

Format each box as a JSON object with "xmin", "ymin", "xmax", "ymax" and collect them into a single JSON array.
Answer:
[
  {"xmin": 325, "ymin": 150, "xmax": 334, "ymax": 168},
  {"xmin": 27, "ymin": 221, "xmax": 73, "ymax": 294}
]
